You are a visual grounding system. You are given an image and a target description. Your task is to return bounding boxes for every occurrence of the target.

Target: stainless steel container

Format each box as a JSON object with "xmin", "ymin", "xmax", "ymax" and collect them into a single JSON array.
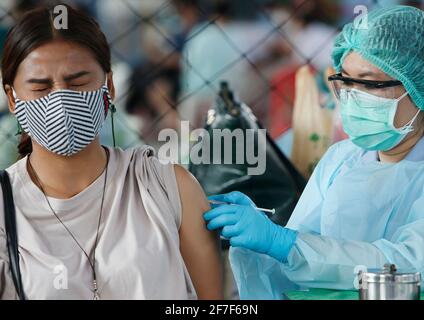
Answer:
[{"xmin": 359, "ymin": 264, "xmax": 421, "ymax": 300}]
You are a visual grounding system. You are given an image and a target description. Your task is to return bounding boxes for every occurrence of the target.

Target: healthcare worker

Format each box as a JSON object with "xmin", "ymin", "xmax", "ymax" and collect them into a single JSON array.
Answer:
[{"xmin": 204, "ymin": 5, "xmax": 424, "ymax": 295}]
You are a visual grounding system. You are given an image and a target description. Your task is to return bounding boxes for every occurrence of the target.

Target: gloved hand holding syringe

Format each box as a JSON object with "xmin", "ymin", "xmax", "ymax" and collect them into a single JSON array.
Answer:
[
  {"xmin": 205, "ymin": 192, "xmax": 297, "ymax": 263},
  {"xmin": 208, "ymin": 200, "xmax": 275, "ymax": 215}
]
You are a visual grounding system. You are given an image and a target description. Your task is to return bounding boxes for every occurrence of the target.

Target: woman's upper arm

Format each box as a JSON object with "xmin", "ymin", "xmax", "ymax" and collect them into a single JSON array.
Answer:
[{"xmin": 174, "ymin": 164, "xmax": 224, "ymax": 299}]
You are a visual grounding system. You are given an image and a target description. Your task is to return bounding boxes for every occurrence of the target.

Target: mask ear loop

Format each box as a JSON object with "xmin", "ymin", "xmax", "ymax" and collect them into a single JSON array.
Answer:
[
  {"xmin": 110, "ymin": 102, "xmax": 116, "ymax": 148},
  {"xmin": 401, "ymin": 109, "xmax": 420, "ymax": 132},
  {"xmin": 397, "ymin": 92, "xmax": 420, "ymax": 133},
  {"xmin": 12, "ymin": 88, "xmax": 23, "ymax": 136},
  {"xmin": 15, "ymin": 121, "xmax": 23, "ymax": 136},
  {"xmin": 396, "ymin": 91, "xmax": 409, "ymax": 102},
  {"xmin": 104, "ymin": 77, "xmax": 117, "ymax": 148}
]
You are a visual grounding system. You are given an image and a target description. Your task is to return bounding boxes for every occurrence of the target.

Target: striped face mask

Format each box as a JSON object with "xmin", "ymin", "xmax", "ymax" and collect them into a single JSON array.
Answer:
[{"xmin": 13, "ymin": 81, "xmax": 112, "ymax": 156}]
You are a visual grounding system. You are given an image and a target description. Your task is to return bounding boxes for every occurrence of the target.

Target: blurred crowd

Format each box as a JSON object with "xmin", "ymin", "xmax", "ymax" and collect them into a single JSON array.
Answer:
[{"xmin": 0, "ymin": 0, "xmax": 423, "ymax": 171}]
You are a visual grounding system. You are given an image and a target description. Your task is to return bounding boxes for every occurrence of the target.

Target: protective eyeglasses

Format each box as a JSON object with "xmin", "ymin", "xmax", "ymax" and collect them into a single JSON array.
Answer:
[{"xmin": 328, "ymin": 73, "xmax": 403, "ymax": 100}]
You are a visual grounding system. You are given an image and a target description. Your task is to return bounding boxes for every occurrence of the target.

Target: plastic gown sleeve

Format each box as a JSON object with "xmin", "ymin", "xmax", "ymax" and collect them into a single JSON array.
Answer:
[
  {"xmin": 229, "ymin": 247, "xmax": 303, "ymax": 299},
  {"xmin": 283, "ymin": 233, "xmax": 388, "ymax": 290}
]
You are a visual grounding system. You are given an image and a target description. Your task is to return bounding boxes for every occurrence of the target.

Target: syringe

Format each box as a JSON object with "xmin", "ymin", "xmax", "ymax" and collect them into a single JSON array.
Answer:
[{"xmin": 208, "ymin": 200, "xmax": 276, "ymax": 215}]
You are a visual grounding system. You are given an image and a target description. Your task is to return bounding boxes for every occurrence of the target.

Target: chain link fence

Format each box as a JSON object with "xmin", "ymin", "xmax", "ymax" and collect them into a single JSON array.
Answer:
[{"xmin": 0, "ymin": 0, "xmax": 422, "ymax": 170}]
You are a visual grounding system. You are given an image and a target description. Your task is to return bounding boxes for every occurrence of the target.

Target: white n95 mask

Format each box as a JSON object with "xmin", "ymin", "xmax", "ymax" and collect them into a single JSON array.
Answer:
[{"xmin": 13, "ymin": 82, "xmax": 112, "ymax": 156}]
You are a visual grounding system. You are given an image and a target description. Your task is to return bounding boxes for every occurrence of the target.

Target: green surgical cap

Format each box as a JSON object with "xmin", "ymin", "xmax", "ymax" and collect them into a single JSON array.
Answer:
[{"xmin": 332, "ymin": 5, "xmax": 424, "ymax": 110}]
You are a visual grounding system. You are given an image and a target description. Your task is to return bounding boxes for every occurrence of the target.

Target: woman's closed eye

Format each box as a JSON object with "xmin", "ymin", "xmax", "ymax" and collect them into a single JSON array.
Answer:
[
  {"xmin": 31, "ymin": 87, "xmax": 49, "ymax": 92},
  {"xmin": 70, "ymin": 83, "xmax": 89, "ymax": 88}
]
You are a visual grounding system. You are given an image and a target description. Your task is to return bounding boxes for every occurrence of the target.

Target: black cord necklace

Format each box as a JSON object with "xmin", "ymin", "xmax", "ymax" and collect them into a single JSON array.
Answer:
[{"xmin": 27, "ymin": 149, "xmax": 109, "ymax": 300}]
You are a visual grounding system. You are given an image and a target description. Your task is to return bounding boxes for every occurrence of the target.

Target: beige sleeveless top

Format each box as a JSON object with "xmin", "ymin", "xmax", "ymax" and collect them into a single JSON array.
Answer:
[{"xmin": 0, "ymin": 146, "xmax": 197, "ymax": 300}]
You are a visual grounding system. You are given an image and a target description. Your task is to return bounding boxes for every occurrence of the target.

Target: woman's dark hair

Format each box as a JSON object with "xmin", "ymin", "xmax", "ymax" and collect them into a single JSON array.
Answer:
[{"xmin": 1, "ymin": 4, "xmax": 111, "ymax": 159}]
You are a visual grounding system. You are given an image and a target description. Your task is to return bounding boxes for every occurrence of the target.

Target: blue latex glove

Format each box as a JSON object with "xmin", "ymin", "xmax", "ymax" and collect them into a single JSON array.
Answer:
[{"xmin": 204, "ymin": 191, "xmax": 298, "ymax": 262}]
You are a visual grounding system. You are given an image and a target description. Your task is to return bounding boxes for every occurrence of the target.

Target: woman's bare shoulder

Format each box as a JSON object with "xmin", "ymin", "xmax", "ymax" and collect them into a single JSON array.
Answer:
[{"xmin": 173, "ymin": 164, "xmax": 210, "ymax": 213}]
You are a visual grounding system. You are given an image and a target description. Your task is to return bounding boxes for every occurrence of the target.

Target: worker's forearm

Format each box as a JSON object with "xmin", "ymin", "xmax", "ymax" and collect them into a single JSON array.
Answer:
[{"xmin": 283, "ymin": 233, "xmax": 388, "ymax": 290}]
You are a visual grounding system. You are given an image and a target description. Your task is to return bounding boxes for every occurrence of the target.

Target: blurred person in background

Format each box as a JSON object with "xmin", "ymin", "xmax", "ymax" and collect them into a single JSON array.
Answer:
[
  {"xmin": 146, "ymin": 0, "xmax": 204, "ymax": 79},
  {"xmin": 0, "ymin": 87, "xmax": 19, "ymax": 170},
  {"xmin": 95, "ymin": 0, "xmax": 147, "ymax": 67},
  {"xmin": 125, "ymin": 63, "xmax": 180, "ymax": 150},
  {"xmin": 264, "ymin": 0, "xmax": 340, "ymax": 161},
  {"xmin": 171, "ymin": 0, "xmax": 204, "ymax": 54},
  {"xmin": 179, "ymin": 0, "xmax": 282, "ymax": 130},
  {"xmin": 0, "ymin": 0, "xmax": 37, "ymax": 170},
  {"xmin": 268, "ymin": 0, "xmax": 339, "ymax": 72},
  {"xmin": 121, "ymin": 0, "xmax": 203, "ymax": 151},
  {"xmin": 0, "ymin": 4, "xmax": 223, "ymax": 300}
]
